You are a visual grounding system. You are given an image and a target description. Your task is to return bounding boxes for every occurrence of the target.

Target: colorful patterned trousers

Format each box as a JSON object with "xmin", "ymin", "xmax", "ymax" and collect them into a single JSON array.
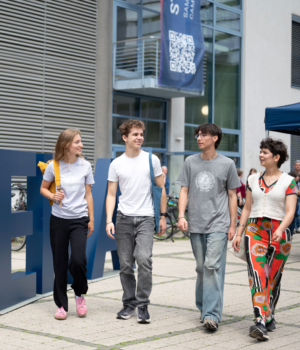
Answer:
[{"xmin": 245, "ymin": 217, "xmax": 292, "ymax": 322}]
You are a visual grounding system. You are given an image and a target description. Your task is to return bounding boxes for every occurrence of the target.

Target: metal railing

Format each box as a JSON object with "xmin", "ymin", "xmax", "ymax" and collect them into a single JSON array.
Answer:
[{"xmin": 113, "ymin": 36, "xmax": 161, "ymax": 87}]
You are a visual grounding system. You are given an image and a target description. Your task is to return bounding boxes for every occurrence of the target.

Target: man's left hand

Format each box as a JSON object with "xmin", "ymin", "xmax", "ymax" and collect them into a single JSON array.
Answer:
[
  {"xmin": 157, "ymin": 217, "xmax": 167, "ymax": 236},
  {"xmin": 228, "ymin": 226, "xmax": 236, "ymax": 241}
]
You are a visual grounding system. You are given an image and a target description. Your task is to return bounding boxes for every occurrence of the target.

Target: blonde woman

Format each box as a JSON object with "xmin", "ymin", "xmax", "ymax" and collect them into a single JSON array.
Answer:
[{"xmin": 40, "ymin": 129, "xmax": 94, "ymax": 320}]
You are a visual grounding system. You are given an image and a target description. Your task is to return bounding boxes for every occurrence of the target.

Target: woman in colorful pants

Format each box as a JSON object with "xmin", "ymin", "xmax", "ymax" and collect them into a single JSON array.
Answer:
[
  {"xmin": 40, "ymin": 129, "xmax": 94, "ymax": 320},
  {"xmin": 233, "ymin": 138, "xmax": 297, "ymax": 341}
]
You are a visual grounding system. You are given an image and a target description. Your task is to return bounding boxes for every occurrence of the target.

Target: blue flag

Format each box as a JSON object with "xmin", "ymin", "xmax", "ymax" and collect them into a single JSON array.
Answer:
[{"xmin": 159, "ymin": 0, "xmax": 205, "ymax": 92}]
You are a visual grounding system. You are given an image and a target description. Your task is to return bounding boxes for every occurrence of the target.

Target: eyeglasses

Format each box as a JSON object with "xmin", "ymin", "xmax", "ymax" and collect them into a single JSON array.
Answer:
[{"xmin": 194, "ymin": 133, "xmax": 208, "ymax": 140}]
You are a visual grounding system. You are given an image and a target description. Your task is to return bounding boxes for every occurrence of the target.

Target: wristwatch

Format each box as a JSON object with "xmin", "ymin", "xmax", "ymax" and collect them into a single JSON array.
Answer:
[{"xmin": 160, "ymin": 212, "xmax": 167, "ymax": 217}]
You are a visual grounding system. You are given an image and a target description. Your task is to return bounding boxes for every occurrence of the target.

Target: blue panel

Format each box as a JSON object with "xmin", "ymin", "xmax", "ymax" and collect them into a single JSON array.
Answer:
[
  {"xmin": 86, "ymin": 159, "xmax": 120, "ymax": 280},
  {"xmin": 265, "ymin": 102, "xmax": 300, "ymax": 135},
  {"xmin": 159, "ymin": 0, "xmax": 205, "ymax": 92},
  {"xmin": 0, "ymin": 150, "xmax": 36, "ymax": 310},
  {"xmin": 27, "ymin": 154, "xmax": 54, "ymax": 294}
]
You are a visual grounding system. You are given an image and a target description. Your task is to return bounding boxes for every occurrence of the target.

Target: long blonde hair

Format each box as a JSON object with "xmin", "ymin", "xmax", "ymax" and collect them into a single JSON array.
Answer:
[{"xmin": 53, "ymin": 128, "xmax": 84, "ymax": 161}]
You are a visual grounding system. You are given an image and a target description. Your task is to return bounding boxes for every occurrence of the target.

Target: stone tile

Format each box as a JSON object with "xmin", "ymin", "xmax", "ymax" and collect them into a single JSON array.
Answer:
[{"xmin": 4, "ymin": 238, "xmax": 300, "ymax": 350}]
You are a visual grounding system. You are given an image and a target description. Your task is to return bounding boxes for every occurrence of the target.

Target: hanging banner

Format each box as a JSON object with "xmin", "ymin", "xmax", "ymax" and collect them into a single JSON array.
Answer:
[{"xmin": 159, "ymin": 0, "xmax": 205, "ymax": 92}]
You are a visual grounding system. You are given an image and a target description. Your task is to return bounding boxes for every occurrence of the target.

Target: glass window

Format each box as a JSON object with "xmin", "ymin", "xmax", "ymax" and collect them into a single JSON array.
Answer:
[
  {"xmin": 120, "ymin": 0, "xmax": 141, "ymax": 4},
  {"xmin": 229, "ymin": 156, "xmax": 240, "ymax": 167},
  {"xmin": 117, "ymin": 7, "xmax": 138, "ymax": 42},
  {"xmin": 185, "ymin": 125, "xmax": 199, "ymax": 152},
  {"xmin": 216, "ymin": 7, "xmax": 240, "ymax": 32},
  {"xmin": 201, "ymin": 1, "xmax": 213, "ymax": 27},
  {"xmin": 113, "ymin": 94, "xmax": 139, "ymax": 117},
  {"xmin": 218, "ymin": 134, "xmax": 239, "ymax": 152},
  {"xmin": 112, "ymin": 117, "xmax": 127, "ymax": 145},
  {"xmin": 292, "ymin": 18, "xmax": 300, "ymax": 88},
  {"xmin": 116, "ymin": 7, "xmax": 139, "ymax": 72},
  {"xmin": 141, "ymin": 99, "xmax": 166, "ymax": 120},
  {"xmin": 215, "ymin": 0, "xmax": 241, "ymax": 9},
  {"xmin": 185, "ymin": 27, "xmax": 213, "ymax": 126},
  {"xmin": 143, "ymin": 10, "xmax": 160, "ymax": 37},
  {"xmin": 214, "ymin": 31, "xmax": 240, "ymax": 129},
  {"xmin": 143, "ymin": 1, "xmax": 160, "ymax": 12},
  {"xmin": 112, "ymin": 118, "xmax": 166, "ymax": 148},
  {"xmin": 143, "ymin": 121, "xmax": 166, "ymax": 148}
]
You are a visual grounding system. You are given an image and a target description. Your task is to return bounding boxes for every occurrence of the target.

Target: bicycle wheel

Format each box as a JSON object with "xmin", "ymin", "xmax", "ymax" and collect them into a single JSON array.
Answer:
[
  {"xmin": 154, "ymin": 213, "xmax": 174, "ymax": 240},
  {"xmin": 11, "ymin": 236, "xmax": 26, "ymax": 251}
]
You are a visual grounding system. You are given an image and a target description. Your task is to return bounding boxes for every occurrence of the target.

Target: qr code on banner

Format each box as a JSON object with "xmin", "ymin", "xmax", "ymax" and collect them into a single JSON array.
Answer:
[{"xmin": 169, "ymin": 30, "xmax": 196, "ymax": 74}]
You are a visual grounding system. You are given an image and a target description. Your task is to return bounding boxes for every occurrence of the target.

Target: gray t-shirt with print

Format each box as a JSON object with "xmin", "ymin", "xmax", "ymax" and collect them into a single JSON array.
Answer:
[
  {"xmin": 44, "ymin": 158, "xmax": 95, "ymax": 219},
  {"xmin": 176, "ymin": 153, "xmax": 240, "ymax": 234}
]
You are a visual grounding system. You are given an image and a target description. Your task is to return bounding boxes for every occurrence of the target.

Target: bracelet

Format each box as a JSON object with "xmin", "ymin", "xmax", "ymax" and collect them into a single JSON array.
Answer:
[
  {"xmin": 106, "ymin": 221, "xmax": 113, "ymax": 226},
  {"xmin": 238, "ymin": 224, "xmax": 245, "ymax": 227},
  {"xmin": 177, "ymin": 217, "xmax": 186, "ymax": 221}
]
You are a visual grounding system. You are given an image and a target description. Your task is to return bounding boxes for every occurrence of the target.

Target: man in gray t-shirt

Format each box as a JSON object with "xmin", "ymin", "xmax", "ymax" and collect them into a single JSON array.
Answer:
[{"xmin": 177, "ymin": 123, "xmax": 240, "ymax": 331}]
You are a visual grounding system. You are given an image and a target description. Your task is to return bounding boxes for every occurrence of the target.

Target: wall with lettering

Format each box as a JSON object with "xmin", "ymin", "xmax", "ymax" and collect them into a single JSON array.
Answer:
[{"xmin": 0, "ymin": 150, "xmax": 119, "ymax": 311}]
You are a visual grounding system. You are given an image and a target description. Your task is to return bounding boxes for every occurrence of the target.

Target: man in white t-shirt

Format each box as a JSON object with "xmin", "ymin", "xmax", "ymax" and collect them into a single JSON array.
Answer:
[{"xmin": 106, "ymin": 119, "xmax": 167, "ymax": 324}]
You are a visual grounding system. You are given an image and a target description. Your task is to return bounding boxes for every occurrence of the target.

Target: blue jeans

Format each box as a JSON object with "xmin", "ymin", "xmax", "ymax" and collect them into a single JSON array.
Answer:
[{"xmin": 190, "ymin": 232, "xmax": 228, "ymax": 324}]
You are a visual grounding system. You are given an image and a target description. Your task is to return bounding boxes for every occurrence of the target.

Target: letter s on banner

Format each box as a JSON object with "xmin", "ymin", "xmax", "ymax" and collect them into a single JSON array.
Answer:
[{"xmin": 170, "ymin": 3, "xmax": 180, "ymax": 15}]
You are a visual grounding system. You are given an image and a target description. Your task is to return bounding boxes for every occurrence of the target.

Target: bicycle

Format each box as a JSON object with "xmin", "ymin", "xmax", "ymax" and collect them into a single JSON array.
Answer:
[
  {"xmin": 154, "ymin": 195, "xmax": 190, "ymax": 242},
  {"xmin": 11, "ymin": 184, "xmax": 27, "ymax": 251}
]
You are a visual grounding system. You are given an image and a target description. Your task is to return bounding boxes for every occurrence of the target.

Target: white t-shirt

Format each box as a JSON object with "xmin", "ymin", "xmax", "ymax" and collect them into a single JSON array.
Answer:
[
  {"xmin": 108, "ymin": 151, "xmax": 162, "ymax": 216},
  {"xmin": 44, "ymin": 158, "xmax": 95, "ymax": 219}
]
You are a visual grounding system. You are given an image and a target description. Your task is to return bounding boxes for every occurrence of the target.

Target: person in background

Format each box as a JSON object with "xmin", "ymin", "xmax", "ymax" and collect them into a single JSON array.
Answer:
[
  {"xmin": 288, "ymin": 171, "xmax": 300, "ymax": 235},
  {"xmin": 247, "ymin": 168, "xmax": 257, "ymax": 179},
  {"xmin": 293, "ymin": 161, "xmax": 300, "ymax": 233},
  {"xmin": 236, "ymin": 168, "xmax": 246, "ymax": 208},
  {"xmin": 162, "ymin": 166, "xmax": 170, "ymax": 196},
  {"xmin": 293, "ymin": 160, "xmax": 300, "ymax": 175}
]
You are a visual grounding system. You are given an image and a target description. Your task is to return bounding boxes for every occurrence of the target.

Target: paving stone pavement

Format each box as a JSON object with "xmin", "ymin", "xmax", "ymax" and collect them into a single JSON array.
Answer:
[{"xmin": 3, "ymin": 235, "xmax": 300, "ymax": 349}]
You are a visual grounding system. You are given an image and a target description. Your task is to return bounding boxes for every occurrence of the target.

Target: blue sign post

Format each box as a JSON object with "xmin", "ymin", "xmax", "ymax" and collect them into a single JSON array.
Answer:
[
  {"xmin": 0, "ymin": 150, "xmax": 37, "ymax": 310},
  {"xmin": 159, "ymin": 0, "xmax": 205, "ymax": 92},
  {"xmin": 27, "ymin": 154, "xmax": 53, "ymax": 295},
  {"xmin": 86, "ymin": 158, "xmax": 120, "ymax": 280}
]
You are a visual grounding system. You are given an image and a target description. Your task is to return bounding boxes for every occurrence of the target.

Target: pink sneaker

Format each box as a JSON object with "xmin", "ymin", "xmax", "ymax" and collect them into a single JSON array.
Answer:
[
  {"xmin": 54, "ymin": 307, "xmax": 67, "ymax": 320},
  {"xmin": 75, "ymin": 296, "xmax": 87, "ymax": 317}
]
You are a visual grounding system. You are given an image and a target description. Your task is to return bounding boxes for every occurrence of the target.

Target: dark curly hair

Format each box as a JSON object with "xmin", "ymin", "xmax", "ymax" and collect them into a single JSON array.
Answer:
[
  {"xmin": 260, "ymin": 138, "xmax": 289, "ymax": 168},
  {"xmin": 194, "ymin": 123, "xmax": 222, "ymax": 149}
]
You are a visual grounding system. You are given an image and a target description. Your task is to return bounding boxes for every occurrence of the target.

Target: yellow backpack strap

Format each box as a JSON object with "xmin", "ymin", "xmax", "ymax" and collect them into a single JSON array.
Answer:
[{"xmin": 53, "ymin": 160, "xmax": 62, "ymax": 207}]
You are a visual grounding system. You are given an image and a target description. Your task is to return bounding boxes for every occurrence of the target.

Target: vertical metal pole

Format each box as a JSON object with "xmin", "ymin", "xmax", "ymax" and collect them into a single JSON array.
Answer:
[
  {"xmin": 265, "ymin": 130, "xmax": 269, "ymax": 138},
  {"xmin": 112, "ymin": 43, "xmax": 116, "ymax": 89}
]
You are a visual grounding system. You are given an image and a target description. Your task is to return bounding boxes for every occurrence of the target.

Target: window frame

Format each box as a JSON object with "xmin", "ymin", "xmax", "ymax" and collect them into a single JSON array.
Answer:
[
  {"xmin": 111, "ymin": 92, "xmax": 169, "ymax": 156},
  {"xmin": 185, "ymin": 0, "xmax": 243, "ymax": 165}
]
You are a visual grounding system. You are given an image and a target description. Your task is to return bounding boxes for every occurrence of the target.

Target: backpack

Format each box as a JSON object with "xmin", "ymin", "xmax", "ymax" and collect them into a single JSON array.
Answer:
[{"xmin": 37, "ymin": 160, "xmax": 62, "ymax": 206}]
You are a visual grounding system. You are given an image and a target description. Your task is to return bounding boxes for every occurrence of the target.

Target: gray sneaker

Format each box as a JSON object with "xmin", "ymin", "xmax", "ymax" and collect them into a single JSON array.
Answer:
[
  {"xmin": 117, "ymin": 306, "xmax": 136, "ymax": 320},
  {"xmin": 203, "ymin": 319, "xmax": 218, "ymax": 331}
]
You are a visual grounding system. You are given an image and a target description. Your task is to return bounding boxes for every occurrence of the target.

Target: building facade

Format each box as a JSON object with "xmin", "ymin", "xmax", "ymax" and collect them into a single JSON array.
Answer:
[{"xmin": 1, "ymin": 0, "xmax": 300, "ymax": 190}]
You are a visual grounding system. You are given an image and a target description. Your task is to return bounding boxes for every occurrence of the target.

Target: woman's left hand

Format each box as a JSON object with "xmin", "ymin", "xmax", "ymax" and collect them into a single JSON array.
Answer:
[
  {"xmin": 87, "ymin": 221, "xmax": 94, "ymax": 237},
  {"xmin": 271, "ymin": 229, "xmax": 283, "ymax": 242}
]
